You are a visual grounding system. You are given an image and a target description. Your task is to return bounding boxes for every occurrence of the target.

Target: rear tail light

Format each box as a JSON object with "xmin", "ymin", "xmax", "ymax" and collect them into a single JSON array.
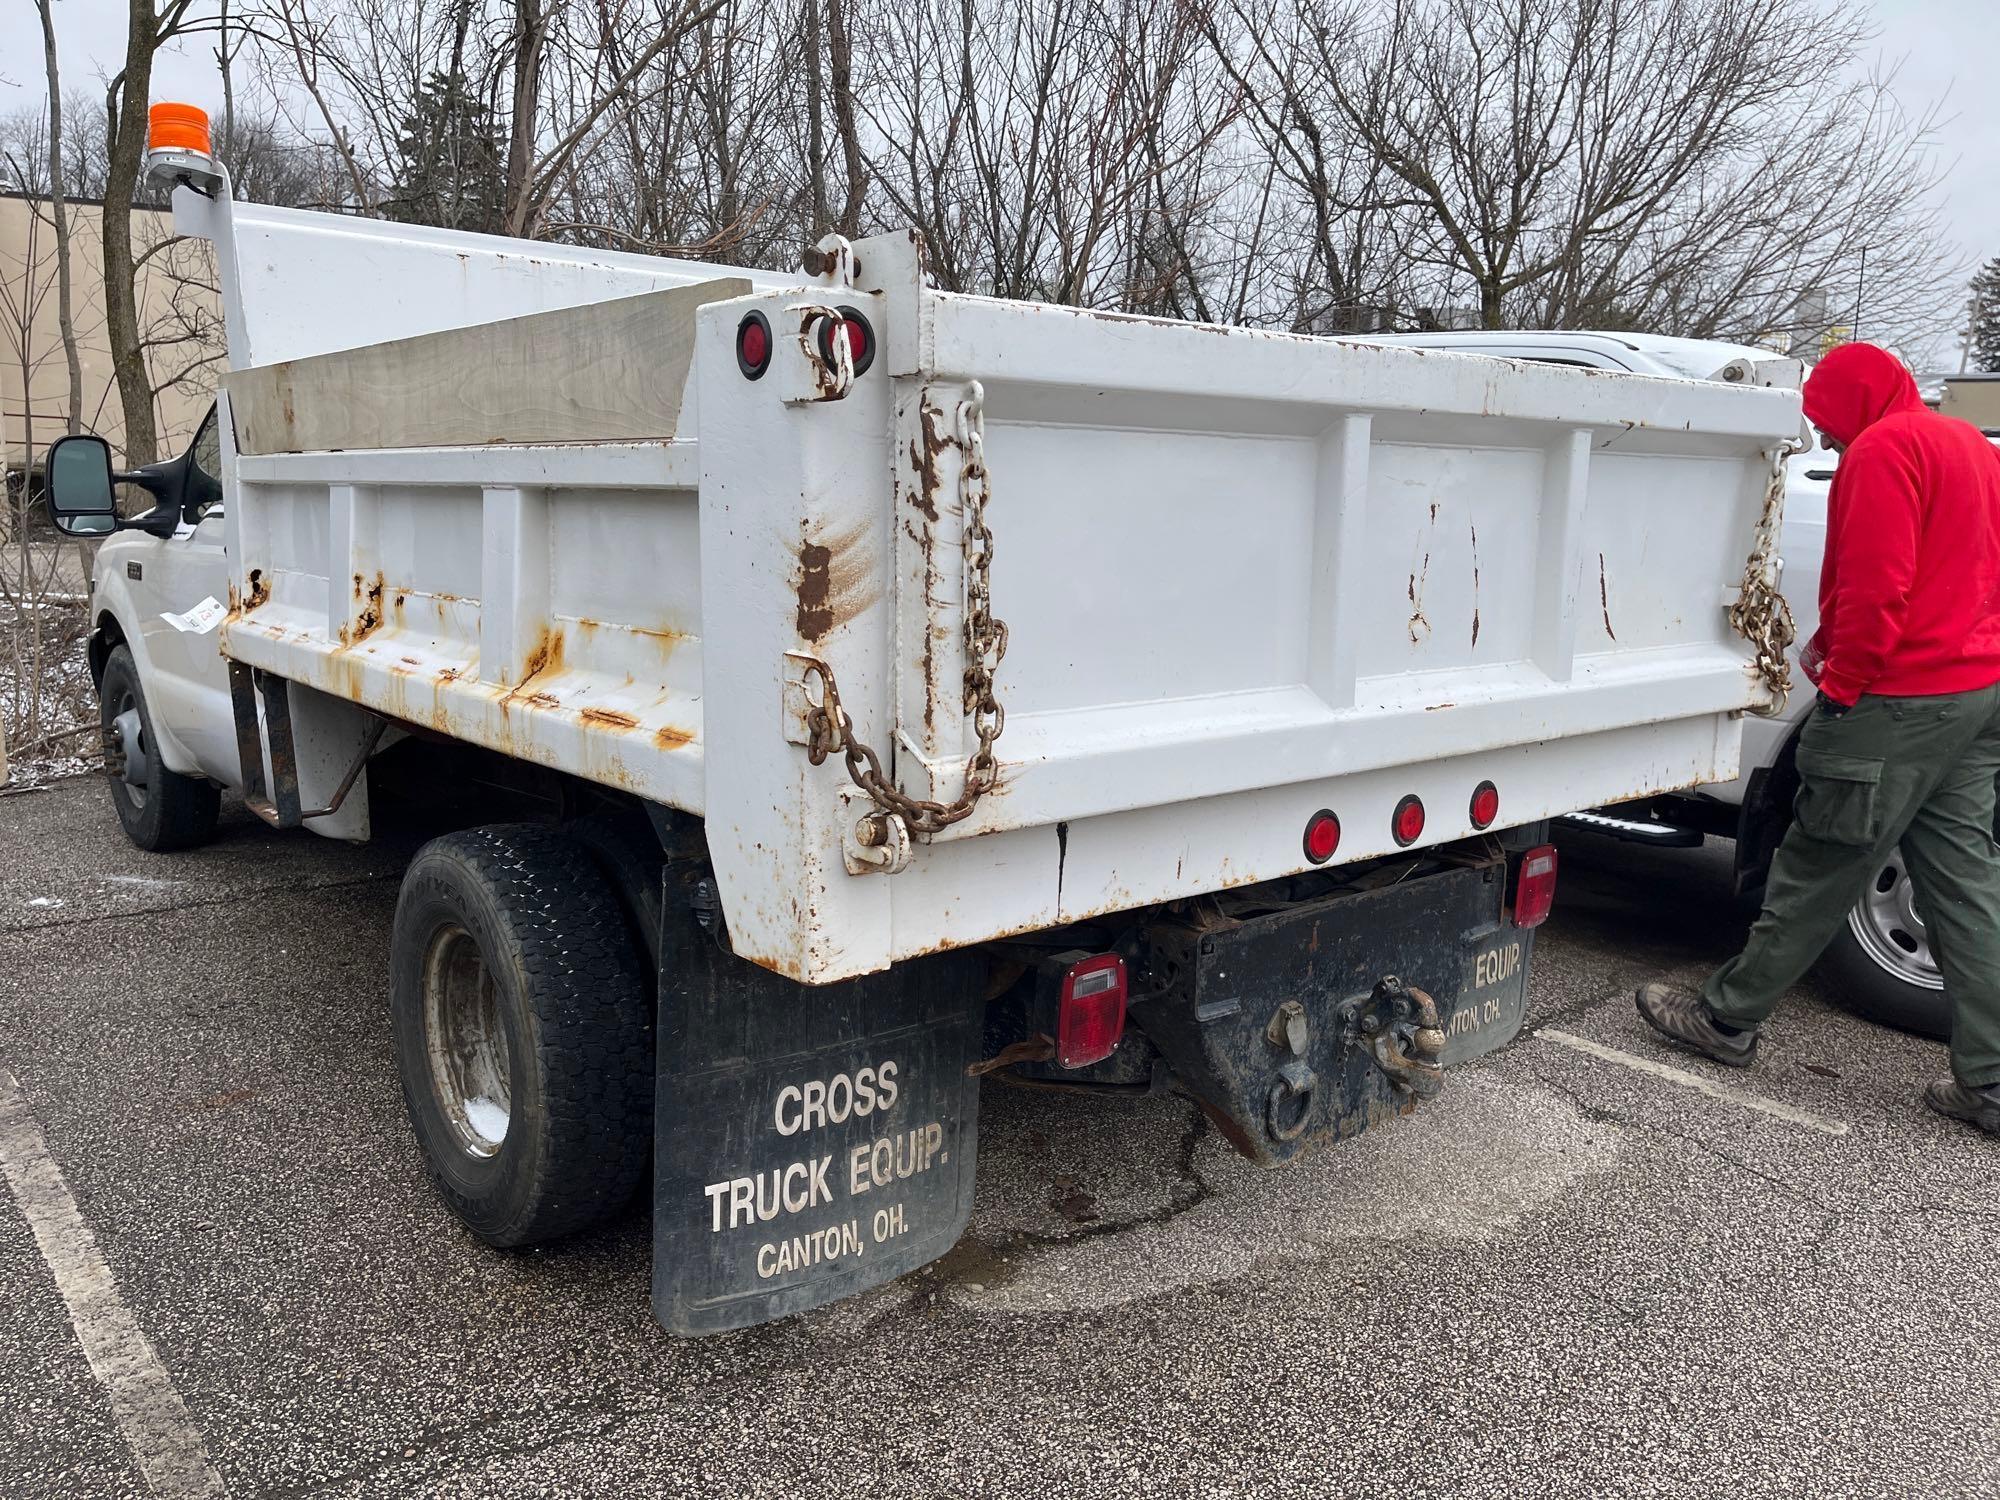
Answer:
[
  {"xmin": 1469, "ymin": 781, "xmax": 1500, "ymax": 830},
  {"xmin": 1512, "ymin": 845, "xmax": 1559, "ymax": 928},
  {"xmin": 736, "ymin": 311, "xmax": 772, "ymax": 379},
  {"xmin": 1392, "ymin": 795, "xmax": 1426, "ymax": 847},
  {"xmin": 1302, "ymin": 809, "xmax": 1341, "ymax": 864},
  {"xmin": 1058, "ymin": 954, "xmax": 1128, "ymax": 1068}
]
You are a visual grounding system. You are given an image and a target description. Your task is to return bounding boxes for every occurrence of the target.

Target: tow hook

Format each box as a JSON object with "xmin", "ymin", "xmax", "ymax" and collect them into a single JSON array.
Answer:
[
  {"xmin": 1264, "ymin": 999, "xmax": 1316, "ymax": 1142},
  {"xmin": 1340, "ymin": 976, "xmax": 1446, "ymax": 1100}
]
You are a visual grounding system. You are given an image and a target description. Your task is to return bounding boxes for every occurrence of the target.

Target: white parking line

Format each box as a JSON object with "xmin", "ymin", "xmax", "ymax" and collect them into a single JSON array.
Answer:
[
  {"xmin": 1537, "ymin": 1029, "xmax": 1850, "ymax": 1137},
  {"xmin": 0, "ymin": 1071, "xmax": 225, "ymax": 1498}
]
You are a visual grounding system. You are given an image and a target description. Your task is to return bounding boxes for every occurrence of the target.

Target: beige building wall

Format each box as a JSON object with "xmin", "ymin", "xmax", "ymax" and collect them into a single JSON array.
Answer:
[
  {"xmin": 1, "ymin": 191, "xmax": 222, "ymax": 478},
  {"xmin": 1940, "ymin": 374, "xmax": 2000, "ymax": 432}
]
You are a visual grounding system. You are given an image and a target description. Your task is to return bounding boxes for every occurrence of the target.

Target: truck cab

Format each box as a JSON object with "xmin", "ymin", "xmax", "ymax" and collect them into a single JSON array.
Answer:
[{"xmin": 51, "ymin": 407, "xmax": 235, "ymax": 849}]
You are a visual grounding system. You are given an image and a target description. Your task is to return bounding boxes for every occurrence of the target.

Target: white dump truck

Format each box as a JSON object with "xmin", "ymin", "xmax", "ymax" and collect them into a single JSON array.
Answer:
[{"xmin": 45, "ymin": 115, "xmax": 1804, "ymax": 1333}]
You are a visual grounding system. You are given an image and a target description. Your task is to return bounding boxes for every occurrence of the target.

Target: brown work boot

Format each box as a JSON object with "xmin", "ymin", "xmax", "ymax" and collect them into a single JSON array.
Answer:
[
  {"xmin": 1634, "ymin": 981, "xmax": 1759, "ymax": 1068},
  {"xmin": 1924, "ymin": 1079, "xmax": 2000, "ymax": 1136}
]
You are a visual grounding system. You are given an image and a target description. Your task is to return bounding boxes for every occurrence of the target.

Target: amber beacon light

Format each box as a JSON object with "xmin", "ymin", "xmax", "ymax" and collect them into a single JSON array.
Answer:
[{"xmin": 145, "ymin": 102, "xmax": 224, "ymax": 192}]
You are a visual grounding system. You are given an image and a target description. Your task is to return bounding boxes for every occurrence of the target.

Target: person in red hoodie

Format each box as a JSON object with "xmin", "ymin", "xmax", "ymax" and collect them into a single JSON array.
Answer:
[{"xmin": 1637, "ymin": 342, "xmax": 2000, "ymax": 1134}]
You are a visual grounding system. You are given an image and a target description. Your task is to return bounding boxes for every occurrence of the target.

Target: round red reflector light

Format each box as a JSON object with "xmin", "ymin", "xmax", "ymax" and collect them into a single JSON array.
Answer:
[
  {"xmin": 1469, "ymin": 781, "xmax": 1500, "ymax": 830},
  {"xmin": 1303, "ymin": 810, "xmax": 1341, "ymax": 864},
  {"xmin": 1392, "ymin": 795, "xmax": 1425, "ymax": 846},
  {"xmin": 736, "ymin": 311, "xmax": 771, "ymax": 379},
  {"xmin": 817, "ymin": 304, "xmax": 875, "ymax": 376}
]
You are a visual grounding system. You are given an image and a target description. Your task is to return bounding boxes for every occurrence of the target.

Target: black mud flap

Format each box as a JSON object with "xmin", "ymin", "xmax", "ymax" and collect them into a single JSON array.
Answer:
[{"xmin": 652, "ymin": 911, "xmax": 985, "ymax": 1336}]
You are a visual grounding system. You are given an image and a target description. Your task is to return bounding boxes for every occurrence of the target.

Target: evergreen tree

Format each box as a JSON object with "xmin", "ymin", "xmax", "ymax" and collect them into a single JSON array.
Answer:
[
  {"xmin": 386, "ymin": 71, "xmax": 505, "ymax": 234},
  {"xmin": 1970, "ymin": 258, "xmax": 2000, "ymax": 372}
]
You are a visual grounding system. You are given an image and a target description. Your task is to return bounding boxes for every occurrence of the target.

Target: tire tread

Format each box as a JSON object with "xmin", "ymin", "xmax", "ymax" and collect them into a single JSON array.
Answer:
[{"xmin": 392, "ymin": 824, "xmax": 654, "ymax": 1246}]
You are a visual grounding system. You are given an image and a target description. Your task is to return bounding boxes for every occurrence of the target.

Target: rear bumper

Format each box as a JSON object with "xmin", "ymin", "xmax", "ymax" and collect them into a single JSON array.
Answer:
[{"xmin": 1023, "ymin": 843, "xmax": 1538, "ymax": 1166}]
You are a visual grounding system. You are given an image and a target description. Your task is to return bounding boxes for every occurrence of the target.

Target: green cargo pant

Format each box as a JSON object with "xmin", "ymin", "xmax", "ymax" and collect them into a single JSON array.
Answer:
[{"xmin": 1703, "ymin": 682, "xmax": 2000, "ymax": 1087}]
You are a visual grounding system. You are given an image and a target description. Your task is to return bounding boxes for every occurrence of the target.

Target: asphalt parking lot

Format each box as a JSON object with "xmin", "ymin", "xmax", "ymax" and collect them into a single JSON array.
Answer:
[{"xmin": 2, "ymin": 776, "xmax": 1995, "ymax": 1499}]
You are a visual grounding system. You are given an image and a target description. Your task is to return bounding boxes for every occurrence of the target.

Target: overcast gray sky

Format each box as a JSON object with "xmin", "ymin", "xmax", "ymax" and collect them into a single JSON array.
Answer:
[{"xmin": 4, "ymin": 0, "xmax": 1997, "ymax": 338}]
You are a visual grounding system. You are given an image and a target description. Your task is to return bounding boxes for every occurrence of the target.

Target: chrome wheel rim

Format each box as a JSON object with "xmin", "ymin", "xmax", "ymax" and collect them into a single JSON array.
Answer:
[
  {"xmin": 421, "ymin": 925, "xmax": 512, "ymax": 1157},
  {"xmin": 110, "ymin": 687, "xmax": 148, "ymax": 809},
  {"xmin": 1847, "ymin": 853, "xmax": 1943, "ymax": 991}
]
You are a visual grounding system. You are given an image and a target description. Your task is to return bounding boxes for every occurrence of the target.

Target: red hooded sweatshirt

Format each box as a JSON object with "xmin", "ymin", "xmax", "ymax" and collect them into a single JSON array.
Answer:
[{"xmin": 1801, "ymin": 342, "xmax": 2000, "ymax": 705}]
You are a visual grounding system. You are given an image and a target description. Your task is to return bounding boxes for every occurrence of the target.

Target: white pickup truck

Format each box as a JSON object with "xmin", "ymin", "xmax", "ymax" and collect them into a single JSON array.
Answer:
[{"xmin": 46, "ymin": 134, "xmax": 1803, "ymax": 1334}]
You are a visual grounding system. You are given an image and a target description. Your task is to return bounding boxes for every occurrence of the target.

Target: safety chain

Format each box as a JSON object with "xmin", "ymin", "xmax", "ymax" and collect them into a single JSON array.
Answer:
[
  {"xmin": 803, "ymin": 382, "xmax": 1008, "ymax": 835},
  {"xmin": 1728, "ymin": 439, "xmax": 1800, "ymax": 717}
]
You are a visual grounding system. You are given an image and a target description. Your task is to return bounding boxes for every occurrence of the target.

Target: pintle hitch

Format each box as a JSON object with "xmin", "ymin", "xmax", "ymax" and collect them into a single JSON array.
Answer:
[{"xmin": 1337, "ymin": 976, "xmax": 1447, "ymax": 1100}]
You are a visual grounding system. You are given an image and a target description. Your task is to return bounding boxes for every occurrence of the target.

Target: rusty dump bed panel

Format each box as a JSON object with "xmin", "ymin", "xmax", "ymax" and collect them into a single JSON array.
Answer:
[{"xmin": 187, "ymin": 198, "xmax": 1804, "ymax": 984}]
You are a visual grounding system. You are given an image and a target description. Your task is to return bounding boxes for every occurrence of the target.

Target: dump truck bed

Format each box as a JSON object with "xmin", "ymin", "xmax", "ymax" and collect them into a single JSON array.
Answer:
[{"xmin": 177, "ymin": 194, "xmax": 1802, "ymax": 984}]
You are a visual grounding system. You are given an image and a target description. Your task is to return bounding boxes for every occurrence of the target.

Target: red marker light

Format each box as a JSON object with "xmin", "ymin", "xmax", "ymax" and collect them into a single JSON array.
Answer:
[
  {"xmin": 1469, "ymin": 781, "xmax": 1500, "ymax": 830},
  {"xmin": 1513, "ymin": 846, "xmax": 1559, "ymax": 928},
  {"xmin": 736, "ymin": 311, "xmax": 772, "ymax": 379},
  {"xmin": 1303, "ymin": 810, "xmax": 1341, "ymax": 864},
  {"xmin": 1057, "ymin": 954, "xmax": 1128, "ymax": 1069},
  {"xmin": 1392, "ymin": 795, "xmax": 1426, "ymax": 847},
  {"xmin": 817, "ymin": 305, "xmax": 875, "ymax": 377}
]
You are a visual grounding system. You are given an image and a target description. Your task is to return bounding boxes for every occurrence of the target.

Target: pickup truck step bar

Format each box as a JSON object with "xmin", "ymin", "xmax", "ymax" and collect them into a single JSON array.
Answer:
[{"xmin": 1556, "ymin": 810, "xmax": 1704, "ymax": 848}]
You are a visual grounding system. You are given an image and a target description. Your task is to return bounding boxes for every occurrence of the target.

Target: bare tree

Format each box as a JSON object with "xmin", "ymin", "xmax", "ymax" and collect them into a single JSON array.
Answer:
[
  {"xmin": 1220, "ymin": 0, "xmax": 1958, "ymax": 347},
  {"xmin": 35, "ymin": 0, "xmax": 83, "ymax": 438},
  {"xmin": 103, "ymin": 0, "xmax": 229, "ymax": 467}
]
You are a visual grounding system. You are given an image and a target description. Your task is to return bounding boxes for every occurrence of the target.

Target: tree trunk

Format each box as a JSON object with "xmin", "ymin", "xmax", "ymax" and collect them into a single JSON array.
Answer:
[
  {"xmin": 102, "ymin": 0, "xmax": 159, "ymax": 465},
  {"xmin": 826, "ymin": 0, "xmax": 866, "ymax": 237},
  {"xmin": 504, "ymin": 0, "xmax": 547, "ymax": 237},
  {"xmin": 805, "ymin": 0, "xmax": 828, "ymax": 240},
  {"xmin": 38, "ymin": 0, "xmax": 83, "ymax": 435}
]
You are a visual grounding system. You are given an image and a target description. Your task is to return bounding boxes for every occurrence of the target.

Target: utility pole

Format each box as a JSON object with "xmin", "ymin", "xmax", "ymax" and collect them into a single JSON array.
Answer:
[{"xmin": 1853, "ymin": 246, "xmax": 1867, "ymax": 344}]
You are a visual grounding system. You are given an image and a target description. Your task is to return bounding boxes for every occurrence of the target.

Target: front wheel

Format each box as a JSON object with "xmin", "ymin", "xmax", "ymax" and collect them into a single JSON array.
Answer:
[
  {"xmin": 389, "ymin": 824, "xmax": 655, "ymax": 1247},
  {"xmin": 1814, "ymin": 850, "xmax": 1953, "ymax": 1041},
  {"xmin": 98, "ymin": 644, "xmax": 219, "ymax": 852}
]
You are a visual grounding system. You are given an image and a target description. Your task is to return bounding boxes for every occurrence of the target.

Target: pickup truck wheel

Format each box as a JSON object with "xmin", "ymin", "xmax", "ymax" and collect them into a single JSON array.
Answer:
[
  {"xmin": 1814, "ymin": 852, "xmax": 1953, "ymax": 1041},
  {"xmin": 390, "ymin": 825, "xmax": 654, "ymax": 1247},
  {"xmin": 98, "ymin": 644, "xmax": 220, "ymax": 852}
]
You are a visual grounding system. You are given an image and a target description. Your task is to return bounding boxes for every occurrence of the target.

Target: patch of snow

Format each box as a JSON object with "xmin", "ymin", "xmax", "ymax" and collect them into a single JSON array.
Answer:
[{"xmin": 462, "ymin": 1096, "xmax": 509, "ymax": 1143}]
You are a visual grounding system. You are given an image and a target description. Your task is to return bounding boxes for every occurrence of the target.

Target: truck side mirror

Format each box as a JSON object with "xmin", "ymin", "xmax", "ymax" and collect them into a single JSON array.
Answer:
[{"xmin": 45, "ymin": 434, "xmax": 119, "ymax": 537}]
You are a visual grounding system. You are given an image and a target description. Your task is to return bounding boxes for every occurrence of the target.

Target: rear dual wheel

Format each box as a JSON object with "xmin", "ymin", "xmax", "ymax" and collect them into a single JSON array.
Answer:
[{"xmin": 390, "ymin": 825, "xmax": 654, "ymax": 1246}]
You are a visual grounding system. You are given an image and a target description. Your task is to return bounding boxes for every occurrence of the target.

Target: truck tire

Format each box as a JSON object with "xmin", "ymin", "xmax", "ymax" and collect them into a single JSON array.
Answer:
[
  {"xmin": 98, "ymin": 644, "xmax": 220, "ymax": 852},
  {"xmin": 390, "ymin": 824, "xmax": 654, "ymax": 1247},
  {"xmin": 1813, "ymin": 851, "xmax": 1953, "ymax": 1041}
]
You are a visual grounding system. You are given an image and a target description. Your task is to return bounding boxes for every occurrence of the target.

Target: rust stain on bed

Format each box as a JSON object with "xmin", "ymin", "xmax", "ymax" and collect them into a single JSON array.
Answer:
[{"xmin": 794, "ymin": 517, "xmax": 880, "ymax": 642}]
